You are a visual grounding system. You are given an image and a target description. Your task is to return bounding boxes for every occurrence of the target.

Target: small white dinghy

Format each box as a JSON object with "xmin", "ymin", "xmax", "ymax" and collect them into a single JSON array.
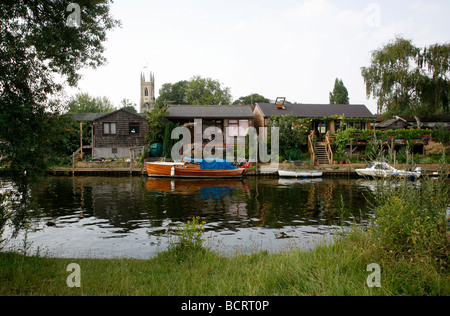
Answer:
[
  {"xmin": 278, "ymin": 170, "xmax": 323, "ymax": 178},
  {"xmin": 356, "ymin": 161, "xmax": 422, "ymax": 179}
]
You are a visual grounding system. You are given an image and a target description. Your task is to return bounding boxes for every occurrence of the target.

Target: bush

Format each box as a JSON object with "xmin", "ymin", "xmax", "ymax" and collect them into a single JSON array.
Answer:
[
  {"xmin": 368, "ymin": 179, "xmax": 450, "ymax": 269},
  {"xmin": 425, "ymin": 141, "xmax": 446, "ymax": 155},
  {"xmin": 171, "ymin": 216, "xmax": 206, "ymax": 253}
]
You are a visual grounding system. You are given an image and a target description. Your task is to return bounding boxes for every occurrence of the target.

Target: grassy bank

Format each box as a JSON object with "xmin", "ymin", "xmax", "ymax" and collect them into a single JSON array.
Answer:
[
  {"xmin": 1, "ymin": 177, "xmax": 449, "ymax": 296},
  {"xmin": 0, "ymin": 234, "xmax": 448, "ymax": 296}
]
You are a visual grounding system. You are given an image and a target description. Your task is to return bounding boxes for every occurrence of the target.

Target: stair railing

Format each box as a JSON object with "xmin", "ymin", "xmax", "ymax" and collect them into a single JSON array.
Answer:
[
  {"xmin": 325, "ymin": 131, "xmax": 333, "ymax": 165},
  {"xmin": 308, "ymin": 130, "xmax": 316, "ymax": 166}
]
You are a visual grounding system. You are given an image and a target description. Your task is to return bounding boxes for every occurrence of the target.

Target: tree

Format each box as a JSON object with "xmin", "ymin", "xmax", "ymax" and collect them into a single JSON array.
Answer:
[
  {"xmin": 361, "ymin": 37, "xmax": 450, "ymax": 127},
  {"xmin": 68, "ymin": 93, "xmax": 116, "ymax": 113},
  {"xmin": 233, "ymin": 93, "xmax": 270, "ymax": 105},
  {"xmin": 155, "ymin": 80, "xmax": 189, "ymax": 109},
  {"xmin": 0, "ymin": 1, "xmax": 119, "ymax": 235},
  {"xmin": 418, "ymin": 43, "xmax": 450, "ymax": 114},
  {"xmin": 269, "ymin": 115, "xmax": 309, "ymax": 160},
  {"xmin": 120, "ymin": 99, "xmax": 137, "ymax": 113},
  {"xmin": 145, "ymin": 105, "xmax": 169, "ymax": 145},
  {"xmin": 185, "ymin": 76, "xmax": 232, "ymax": 105},
  {"xmin": 155, "ymin": 76, "xmax": 232, "ymax": 107},
  {"xmin": 329, "ymin": 78, "xmax": 350, "ymax": 104}
]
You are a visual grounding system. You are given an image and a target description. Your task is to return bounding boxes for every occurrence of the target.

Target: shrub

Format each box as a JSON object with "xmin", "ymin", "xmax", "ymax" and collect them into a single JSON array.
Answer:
[
  {"xmin": 425, "ymin": 141, "xmax": 446, "ymax": 155},
  {"xmin": 171, "ymin": 216, "xmax": 206, "ymax": 253},
  {"xmin": 369, "ymin": 179, "xmax": 450, "ymax": 269}
]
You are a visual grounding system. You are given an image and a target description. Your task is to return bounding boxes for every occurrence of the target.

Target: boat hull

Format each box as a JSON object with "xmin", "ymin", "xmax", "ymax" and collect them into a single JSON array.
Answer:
[
  {"xmin": 145, "ymin": 162, "xmax": 244, "ymax": 179},
  {"xmin": 278, "ymin": 170, "xmax": 323, "ymax": 178},
  {"xmin": 356, "ymin": 162, "xmax": 422, "ymax": 179}
]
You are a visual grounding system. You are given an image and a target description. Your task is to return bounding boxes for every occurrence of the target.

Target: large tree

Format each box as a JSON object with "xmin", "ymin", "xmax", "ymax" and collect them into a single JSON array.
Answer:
[
  {"xmin": 329, "ymin": 78, "xmax": 350, "ymax": 104},
  {"xmin": 361, "ymin": 37, "xmax": 450, "ymax": 127},
  {"xmin": 0, "ymin": 1, "xmax": 119, "ymax": 234},
  {"xmin": 233, "ymin": 93, "xmax": 270, "ymax": 105},
  {"xmin": 155, "ymin": 76, "xmax": 232, "ymax": 108},
  {"xmin": 68, "ymin": 92, "xmax": 116, "ymax": 113}
]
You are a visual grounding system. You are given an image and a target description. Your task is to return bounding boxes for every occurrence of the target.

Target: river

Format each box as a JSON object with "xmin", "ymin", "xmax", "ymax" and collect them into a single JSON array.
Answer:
[{"xmin": 1, "ymin": 176, "xmax": 378, "ymax": 259}]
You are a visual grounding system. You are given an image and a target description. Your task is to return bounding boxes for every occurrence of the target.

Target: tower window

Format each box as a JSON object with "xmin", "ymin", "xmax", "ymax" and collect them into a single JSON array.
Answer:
[{"xmin": 144, "ymin": 88, "xmax": 149, "ymax": 97}]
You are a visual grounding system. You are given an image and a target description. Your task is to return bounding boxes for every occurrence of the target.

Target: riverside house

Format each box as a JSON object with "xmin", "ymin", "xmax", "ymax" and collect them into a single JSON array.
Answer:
[
  {"xmin": 165, "ymin": 104, "xmax": 255, "ymax": 147},
  {"xmin": 254, "ymin": 102, "xmax": 376, "ymax": 138},
  {"xmin": 71, "ymin": 108, "xmax": 149, "ymax": 159},
  {"xmin": 253, "ymin": 102, "xmax": 376, "ymax": 165}
]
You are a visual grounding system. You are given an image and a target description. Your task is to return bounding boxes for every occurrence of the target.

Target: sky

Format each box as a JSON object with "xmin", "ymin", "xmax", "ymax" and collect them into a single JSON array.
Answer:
[{"xmin": 67, "ymin": 0, "xmax": 450, "ymax": 114}]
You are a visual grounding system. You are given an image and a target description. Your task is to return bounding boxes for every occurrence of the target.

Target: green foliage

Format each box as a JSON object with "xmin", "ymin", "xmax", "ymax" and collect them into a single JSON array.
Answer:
[
  {"xmin": 170, "ymin": 217, "xmax": 207, "ymax": 255},
  {"xmin": 368, "ymin": 178, "xmax": 450, "ymax": 269},
  {"xmin": 361, "ymin": 37, "xmax": 450, "ymax": 123},
  {"xmin": 269, "ymin": 115, "xmax": 309, "ymax": 160},
  {"xmin": 0, "ymin": 191, "xmax": 11, "ymax": 249},
  {"xmin": 163, "ymin": 121, "xmax": 179, "ymax": 158},
  {"xmin": 329, "ymin": 78, "xmax": 350, "ymax": 104},
  {"xmin": 0, "ymin": 0, "xmax": 119, "ymax": 239},
  {"xmin": 232, "ymin": 93, "xmax": 270, "ymax": 105},
  {"xmin": 155, "ymin": 76, "xmax": 232, "ymax": 107},
  {"xmin": 145, "ymin": 105, "xmax": 169, "ymax": 145},
  {"xmin": 67, "ymin": 93, "xmax": 116, "ymax": 113}
]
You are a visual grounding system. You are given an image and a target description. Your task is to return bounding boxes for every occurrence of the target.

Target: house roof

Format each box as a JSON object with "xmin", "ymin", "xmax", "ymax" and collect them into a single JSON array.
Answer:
[
  {"xmin": 256, "ymin": 103, "xmax": 375, "ymax": 119},
  {"xmin": 166, "ymin": 105, "xmax": 254, "ymax": 119},
  {"xmin": 375, "ymin": 117, "xmax": 412, "ymax": 129},
  {"xmin": 70, "ymin": 109, "xmax": 146, "ymax": 122}
]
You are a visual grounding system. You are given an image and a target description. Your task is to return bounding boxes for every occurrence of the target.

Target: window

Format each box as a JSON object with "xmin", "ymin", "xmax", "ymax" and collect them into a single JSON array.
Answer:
[
  {"xmin": 228, "ymin": 120, "xmax": 249, "ymax": 137},
  {"xmin": 129, "ymin": 123, "xmax": 140, "ymax": 134},
  {"xmin": 228, "ymin": 120, "xmax": 239, "ymax": 137},
  {"xmin": 103, "ymin": 122, "xmax": 116, "ymax": 135},
  {"xmin": 144, "ymin": 88, "xmax": 149, "ymax": 97}
]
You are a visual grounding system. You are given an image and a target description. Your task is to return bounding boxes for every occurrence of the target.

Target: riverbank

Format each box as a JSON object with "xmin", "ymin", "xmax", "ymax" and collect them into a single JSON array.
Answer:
[
  {"xmin": 1, "ymin": 233, "xmax": 448, "ymax": 296},
  {"xmin": 2, "ymin": 162, "xmax": 445, "ymax": 177}
]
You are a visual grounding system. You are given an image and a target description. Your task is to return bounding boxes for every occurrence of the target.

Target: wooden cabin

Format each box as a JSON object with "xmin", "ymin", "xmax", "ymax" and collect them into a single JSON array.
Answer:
[{"xmin": 72, "ymin": 109, "xmax": 148, "ymax": 159}]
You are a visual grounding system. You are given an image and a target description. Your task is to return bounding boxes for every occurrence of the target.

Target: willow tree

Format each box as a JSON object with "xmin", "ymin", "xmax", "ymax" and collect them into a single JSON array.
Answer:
[{"xmin": 361, "ymin": 37, "xmax": 450, "ymax": 127}]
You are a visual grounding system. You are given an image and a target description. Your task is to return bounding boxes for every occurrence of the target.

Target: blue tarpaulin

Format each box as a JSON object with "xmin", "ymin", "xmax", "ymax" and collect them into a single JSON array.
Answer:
[{"xmin": 184, "ymin": 157, "xmax": 236, "ymax": 170}]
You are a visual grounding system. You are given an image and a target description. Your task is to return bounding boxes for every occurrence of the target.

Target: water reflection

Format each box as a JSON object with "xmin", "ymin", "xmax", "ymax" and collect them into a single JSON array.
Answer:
[{"xmin": 2, "ymin": 176, "xmax": 376, "ymax": 258}]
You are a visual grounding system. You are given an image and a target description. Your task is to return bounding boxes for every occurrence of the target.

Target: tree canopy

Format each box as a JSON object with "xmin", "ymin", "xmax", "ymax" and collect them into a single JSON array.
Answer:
[
  {"xmin": 329, "ymin": 78, "xmax": 350, "ymax": 104},
  {"xmin": 68, "ymin": 92, "xmax": 116, "ymax": 113},
  {"xmin": 361, "ymin": 37, "xmax": 450, "ymax": 127},
  {"xmin": 232, "ymin": 93, "xmax": 270, "ymax": 105},
  {"xmin": 0, "ymin": 1, "xmax": 119, "ymax": 234},
  {"xmin": 155, "ymin": 76, "xmax": 232, "ymax": 108}
]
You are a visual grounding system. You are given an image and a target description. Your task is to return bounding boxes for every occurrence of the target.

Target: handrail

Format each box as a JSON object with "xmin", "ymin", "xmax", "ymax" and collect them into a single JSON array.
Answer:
[
  {"xmin": 325, "ymin": 131, "xmax": 333, "ymax": 164},
  {"xmin": 308, "ymin": 130, "xmax": 316, "ymax": 165}
]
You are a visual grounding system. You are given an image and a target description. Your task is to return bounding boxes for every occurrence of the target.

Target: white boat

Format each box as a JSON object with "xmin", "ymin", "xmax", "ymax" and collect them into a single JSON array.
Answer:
[
  {"xmin": 356, "ymin": 162, "xmax": 422, "ymax": 179},
  {"xmin": 278, "ymin": 170, "xmax": 323, "ymax": 178}
]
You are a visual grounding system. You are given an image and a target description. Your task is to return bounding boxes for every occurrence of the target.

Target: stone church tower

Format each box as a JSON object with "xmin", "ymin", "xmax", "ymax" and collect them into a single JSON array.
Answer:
[{"xmin": 140, "ymin": 71, "xmax": 155, "ymax": 113}]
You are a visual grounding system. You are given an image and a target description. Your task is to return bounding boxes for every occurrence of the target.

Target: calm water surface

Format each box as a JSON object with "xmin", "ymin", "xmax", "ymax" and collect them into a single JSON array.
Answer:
[{"xmin": 2, "ymin": 176, "xmax": 378, "ymax": 258}]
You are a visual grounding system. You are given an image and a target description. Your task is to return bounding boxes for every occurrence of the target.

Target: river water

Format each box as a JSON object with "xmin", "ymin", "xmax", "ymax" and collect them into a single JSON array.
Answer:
[{"xmin": 1, "ymin": 176, "xmax": 378, "ymax": 259}]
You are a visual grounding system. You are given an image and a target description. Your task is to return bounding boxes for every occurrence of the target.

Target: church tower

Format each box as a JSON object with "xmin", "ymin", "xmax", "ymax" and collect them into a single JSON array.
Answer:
[{"xmin": 140, "ymin": 71, "xmax": 155, "ymax": 113}]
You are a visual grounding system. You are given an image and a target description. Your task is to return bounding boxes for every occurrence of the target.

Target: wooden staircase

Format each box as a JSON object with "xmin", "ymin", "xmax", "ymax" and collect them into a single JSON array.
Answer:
[{"xmin": 316, "ymin": 142, "xmax": 330, "ymax": 165}]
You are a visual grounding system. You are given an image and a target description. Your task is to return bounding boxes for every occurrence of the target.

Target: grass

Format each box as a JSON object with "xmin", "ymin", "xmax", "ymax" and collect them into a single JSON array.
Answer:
[
  {"xmin": 1, "ymin": 176, "xmax": 449, "ymax": 296},
  {"xmin": 1, "ymin": 233, "xmax": 448, "ymax": 296}
]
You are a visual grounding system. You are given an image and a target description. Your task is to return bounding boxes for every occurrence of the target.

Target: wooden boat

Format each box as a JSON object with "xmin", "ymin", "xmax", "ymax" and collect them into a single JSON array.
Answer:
[
  {"xmin": 145, "ymin": 162, "xmax": 184, "ymax": 177},
  {"xmin": 355, "ymin": 161, "xmax": 422, "ymax": 179},
  {"xmin": 278, "ymin": 170, "xmax": 323, "ymax": 178},
  {"xmin": 146, "ymin": 159, "xmax": 244, "ymax": 179}
]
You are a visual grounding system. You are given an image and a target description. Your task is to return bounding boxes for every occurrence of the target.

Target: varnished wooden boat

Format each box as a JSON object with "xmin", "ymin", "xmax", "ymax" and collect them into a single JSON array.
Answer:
[
  {"xmin": 146, "ymin": 162, "xmax": 184, "ymax": 177},
  {"xmin": 145, "ymin": 160, "xmax": 244, "ymax": 179}
]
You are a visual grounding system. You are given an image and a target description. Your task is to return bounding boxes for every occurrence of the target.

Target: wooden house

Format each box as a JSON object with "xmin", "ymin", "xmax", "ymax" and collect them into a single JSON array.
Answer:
[
  {"xmin": 72, "ymin": 109, "xmax": 148, "ymax": 158},
  {"xmin": 254, "ymin": 102, "xmax": 375, "ymax": 138},
  {"xmin": 165, "ymin": 105, "xmax": 255, "ymax": 142}
]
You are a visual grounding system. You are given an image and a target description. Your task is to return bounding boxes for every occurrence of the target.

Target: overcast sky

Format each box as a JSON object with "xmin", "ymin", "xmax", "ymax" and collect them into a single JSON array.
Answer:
[{"xmin": 67, "ymin": 0, "xmax": 450, "ymax": 114}]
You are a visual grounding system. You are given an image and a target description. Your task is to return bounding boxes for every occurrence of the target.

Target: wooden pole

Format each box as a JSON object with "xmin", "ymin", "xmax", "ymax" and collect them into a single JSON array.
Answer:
[{"xmin": 80, "ymin": 122, "xmax": 83, "ymax": 159}]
